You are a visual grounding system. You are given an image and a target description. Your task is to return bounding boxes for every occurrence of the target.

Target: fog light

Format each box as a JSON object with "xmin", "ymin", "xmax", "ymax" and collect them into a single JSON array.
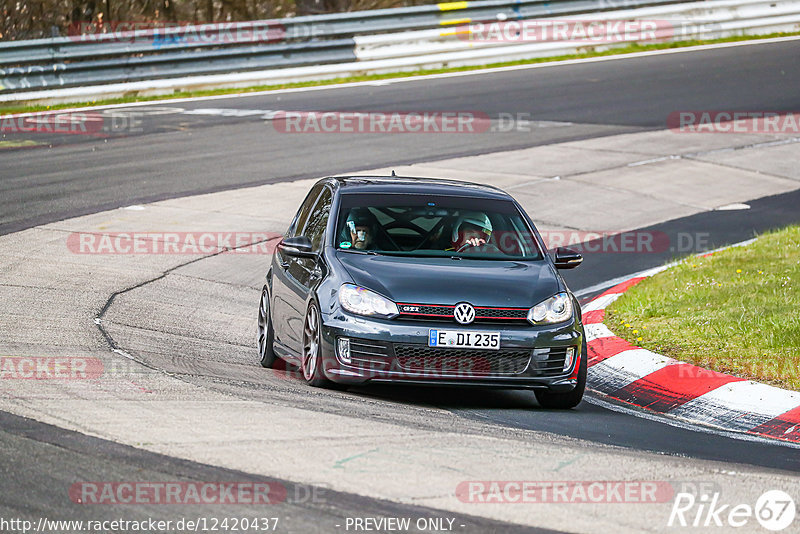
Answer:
[
  {"xmin": 563, "ymin": 347, "xmax": 575, "ymax": 372},
  {"xmin": 337, "ymin": 337, "xmax": 351, "ymax": 364}
]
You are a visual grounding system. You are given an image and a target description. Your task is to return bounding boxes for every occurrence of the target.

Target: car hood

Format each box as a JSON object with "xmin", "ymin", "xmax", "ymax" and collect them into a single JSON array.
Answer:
[{"xmin": 336, "ymin": 252, "xmax": 562, "ymax": 307}]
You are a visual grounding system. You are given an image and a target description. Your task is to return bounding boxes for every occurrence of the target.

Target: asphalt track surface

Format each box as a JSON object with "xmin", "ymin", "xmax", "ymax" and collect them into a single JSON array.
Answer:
[
  {"xmin": 0, "ymin": 411, "xmax": 543, "ymax": 533},
  {"xmin": 2, "ymin": 38, "xmax": 800, "ymax": 529}
]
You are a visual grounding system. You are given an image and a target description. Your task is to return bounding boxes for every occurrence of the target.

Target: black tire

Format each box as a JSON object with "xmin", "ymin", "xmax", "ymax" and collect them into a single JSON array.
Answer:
[
  {"xmin": 257, "ymin": 286, "xmax": 277, "ymax": 368},
  {"xmin": 535, "ymin": 339, "xmax": 587, "ymax": 409},
  {"xmin": 301, "ymin": 301, "xmax": 333, "ymax": 388}
]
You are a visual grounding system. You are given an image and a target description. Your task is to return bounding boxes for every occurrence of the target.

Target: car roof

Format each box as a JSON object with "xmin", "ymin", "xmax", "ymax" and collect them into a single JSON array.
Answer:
[{"xmin": 326, "ymin": 175, "xmax": 513, "ymax": 201}]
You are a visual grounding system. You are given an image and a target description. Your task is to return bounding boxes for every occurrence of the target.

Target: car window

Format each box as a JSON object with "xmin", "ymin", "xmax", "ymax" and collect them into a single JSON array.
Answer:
[
  {"xmin": 286, "ymin": 183, "xmax": 324, "ymax": 238},
  {"xmin": 302, "ymin": 187, "xmax": 333, "ymax": 252},
  {"xmin": 335, "ymin": 193, "xmax": 542, "ymax": 260}
]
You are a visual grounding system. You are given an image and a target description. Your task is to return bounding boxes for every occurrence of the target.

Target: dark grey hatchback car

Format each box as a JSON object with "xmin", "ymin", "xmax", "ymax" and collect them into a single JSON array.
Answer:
[{"xmin": 257, "ymin": 176, "xmax": 587, "ymax": 408}]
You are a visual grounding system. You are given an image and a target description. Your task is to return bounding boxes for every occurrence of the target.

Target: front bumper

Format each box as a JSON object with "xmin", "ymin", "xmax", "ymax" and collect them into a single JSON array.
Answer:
[{"xmin": 318, "ymin": 310, "xmax": 584, "ymax": 390}]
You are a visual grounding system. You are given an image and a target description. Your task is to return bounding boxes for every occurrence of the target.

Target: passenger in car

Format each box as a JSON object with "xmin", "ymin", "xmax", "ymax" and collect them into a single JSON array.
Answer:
[{"xmin": 344, "ymin": 209, "xmax": 377, "ymax": 250}]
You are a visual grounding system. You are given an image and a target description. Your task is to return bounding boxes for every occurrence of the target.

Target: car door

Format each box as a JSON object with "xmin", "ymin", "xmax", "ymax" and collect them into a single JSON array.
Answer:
[
  {"xmin": 277, "ymin": 185, "xmax": 333, "ymax": 354},
  {"xmin": 271, "ymin": 183, "xmax": 323, "ymax": 349}
]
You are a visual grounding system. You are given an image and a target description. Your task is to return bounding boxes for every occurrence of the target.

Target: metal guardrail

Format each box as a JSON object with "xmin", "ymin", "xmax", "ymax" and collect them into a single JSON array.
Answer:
[
  {"xmin": 0, "ymin": 0, "xmax": 666, "ymax": 64},
  {"xmin": 0, "ymin": 40, "xmax": 358, "ymax": 91},
  {"xmin": 353, "ymin": 0, "xmax": 800, "ymax": 60},
  {"xmin": 0, "ymin": 0, "xmax": 798, "ymax": 100},
  {"xmin": 0, "ymin": 0, "xmax": 687, "ymax": 93}
]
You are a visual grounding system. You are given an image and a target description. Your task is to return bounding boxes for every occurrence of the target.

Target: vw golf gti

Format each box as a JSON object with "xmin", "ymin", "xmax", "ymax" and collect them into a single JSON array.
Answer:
[{"xmin": 257, "ymin": 176, "xmax": 587, "ymax": 408}]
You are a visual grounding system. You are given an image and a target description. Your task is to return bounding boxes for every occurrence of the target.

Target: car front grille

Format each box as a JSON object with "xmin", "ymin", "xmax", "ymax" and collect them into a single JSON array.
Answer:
[
  {"xmin": 396, "ymin": 303, "xmax": 529, "ymax": 324},
  {"xmin": 343, "ymin": 339, "xmax": 572, "ymax": 378},
  {"xmin": 393, "ymin": 344, "xmax": 531, "ymax": 376}
]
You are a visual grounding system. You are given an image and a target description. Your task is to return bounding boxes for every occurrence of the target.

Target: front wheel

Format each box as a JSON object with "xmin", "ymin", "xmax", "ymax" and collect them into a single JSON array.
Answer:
[
  {"xmin": 535, "ymin": 340, "xmax": 587, "ymax": 409},
  {"xmin": 257, "ymin": 287, "xmax": 276, "ymax": 368},
  {"xmin": 301, "ymin": 302, "xmax": 332, "ymax": 388}
]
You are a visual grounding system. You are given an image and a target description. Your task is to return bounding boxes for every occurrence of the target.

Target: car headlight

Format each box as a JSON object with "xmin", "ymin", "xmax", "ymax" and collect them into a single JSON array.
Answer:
[
  {"xmin": 338, "ymin": 284, "xmax": 399, "ymax": 318},
  {"xmin": 527, "ymin": 292, "xmax": 573, "ymax": 325}
]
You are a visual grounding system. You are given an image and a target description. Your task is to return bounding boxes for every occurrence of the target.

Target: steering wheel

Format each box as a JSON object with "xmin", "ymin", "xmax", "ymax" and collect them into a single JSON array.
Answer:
[{"xmin": 456, "ymin": 241, "xmax": 501, "ymax": 253}]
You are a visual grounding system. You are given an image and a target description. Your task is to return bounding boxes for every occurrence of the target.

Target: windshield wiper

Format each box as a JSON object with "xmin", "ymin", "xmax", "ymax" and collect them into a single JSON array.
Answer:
[
  {"xmin": 449, "ymin": 255, "xmax": 538, "ymax": 261},
  {"xmin": 339, "ymin": 249, "xmax": 378, "ymax": 255},
  {"xmin": 376, "ymin": 251, "xmax": 437, "ymax": 258}
]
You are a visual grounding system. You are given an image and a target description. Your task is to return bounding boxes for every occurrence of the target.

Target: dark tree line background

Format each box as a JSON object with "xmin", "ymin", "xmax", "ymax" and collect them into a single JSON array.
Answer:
[{"xmin": 2, "ymin": 0, "xmax": 435, "ymax": 40}]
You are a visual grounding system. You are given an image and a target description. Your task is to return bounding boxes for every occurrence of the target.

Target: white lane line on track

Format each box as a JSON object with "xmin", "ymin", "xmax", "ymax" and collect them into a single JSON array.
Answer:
[
  {"xmin": 4, "ymin": 35, "xmax": 799, "ymax": 119},
  {"xmin": 585, "ymin": 394, "xmax": 800, "ymax": 449}
]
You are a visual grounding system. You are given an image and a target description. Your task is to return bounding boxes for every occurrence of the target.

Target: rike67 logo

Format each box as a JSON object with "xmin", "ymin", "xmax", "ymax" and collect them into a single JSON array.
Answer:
[{"xmin": 669, "ymin": 490, "xmax": 795, "ymax": 531}]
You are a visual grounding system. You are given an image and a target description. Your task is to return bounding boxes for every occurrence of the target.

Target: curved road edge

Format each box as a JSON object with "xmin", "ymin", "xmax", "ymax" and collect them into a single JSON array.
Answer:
[{"xmin": 583, "ymin": 255, "xmax": 800, "ymax": 445}]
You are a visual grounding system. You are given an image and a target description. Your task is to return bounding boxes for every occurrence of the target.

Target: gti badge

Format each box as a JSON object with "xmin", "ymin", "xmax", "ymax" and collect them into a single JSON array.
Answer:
[{"xmin": 454, "ymin": 302, "xmax": 476, "ymax": 325}]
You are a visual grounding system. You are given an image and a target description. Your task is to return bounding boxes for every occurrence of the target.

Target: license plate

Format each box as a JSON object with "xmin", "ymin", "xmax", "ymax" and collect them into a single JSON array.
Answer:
[{"xmin": 428, "ymin": 329, "xmax": 500, "ymax": 350}]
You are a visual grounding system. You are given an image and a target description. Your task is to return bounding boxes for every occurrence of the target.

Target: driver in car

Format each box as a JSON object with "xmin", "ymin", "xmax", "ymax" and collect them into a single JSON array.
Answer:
[
  {"xmin": 344, "ymin": 209, "xmax": 375, "ymax": 250},
  {"xmin": 447, "ymin": 212, "xmax": 493, "ymax": 252}
]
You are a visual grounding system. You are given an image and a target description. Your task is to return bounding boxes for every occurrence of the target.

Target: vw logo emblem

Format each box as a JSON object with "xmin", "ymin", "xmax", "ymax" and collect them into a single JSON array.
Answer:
[{"xmin": 454, "ymin": 302, "xmax": 476, "ymax": 325}]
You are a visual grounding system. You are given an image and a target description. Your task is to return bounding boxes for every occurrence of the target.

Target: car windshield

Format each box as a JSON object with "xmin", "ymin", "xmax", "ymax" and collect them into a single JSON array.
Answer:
[{"xmin": 335, "ymin": 193, "xmax": 543, "ymax": 260}]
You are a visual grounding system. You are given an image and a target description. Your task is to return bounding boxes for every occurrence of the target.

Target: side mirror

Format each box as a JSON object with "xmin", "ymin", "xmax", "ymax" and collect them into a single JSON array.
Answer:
[
  {"xmin": 553, "ymin": 247, "xmax": 583, "ymax": 269},
  {"xmin": 278, "ymin": 236, "xmax": 316, "ymax": 259}
]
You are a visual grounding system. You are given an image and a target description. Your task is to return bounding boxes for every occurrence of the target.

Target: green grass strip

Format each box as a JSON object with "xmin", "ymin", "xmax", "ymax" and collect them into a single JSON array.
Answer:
[{"xmin": 607, "ymin": 225, "xmax": 800, "ymax": 391}]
